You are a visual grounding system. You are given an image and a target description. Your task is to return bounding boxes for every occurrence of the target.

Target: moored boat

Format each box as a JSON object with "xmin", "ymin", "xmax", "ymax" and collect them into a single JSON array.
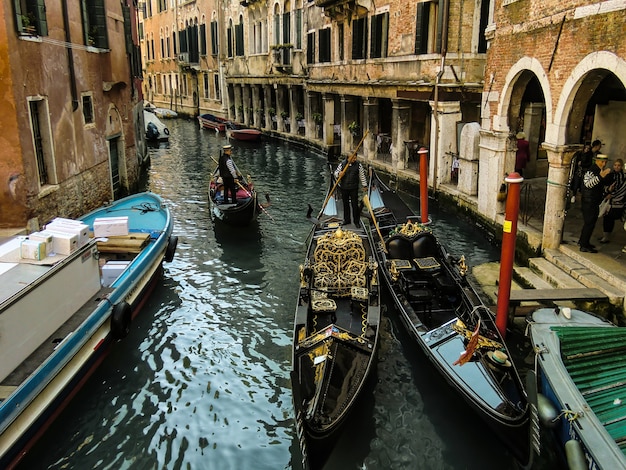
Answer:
[
  {"xmin": 363, "ymin": 169, "xmax": 531, "ymax": 466},
  {"xmin": 144, "ymin": 109, "xmax": 170, "ymax": 141},
  {"xmin": 0, "ymin": 192, "xmax": 177, "ymax": 468},
  {"xmin": 208, "ymin": 156, "xmax": 258, "ymax": 226},
  {"xmin": 291, "ymin": 163, "xmax": 380, "ymax": 470},
  {"xmin": 144, "ymin": 101, "xmax": 178, "ymax": 119},
  {"xmin": 198, "ymin": 113, "xmax": 228, "ymax": 132},
  {"xmin": 528, "ymin": 306, "xmax": 626, "ymax": 470},
  {"xmin": 226, "ymin": 122, "xmax": 262, "ymax": 141}
]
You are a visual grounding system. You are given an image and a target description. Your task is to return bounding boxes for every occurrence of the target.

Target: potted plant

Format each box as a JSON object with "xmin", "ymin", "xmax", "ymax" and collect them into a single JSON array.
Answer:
[
  {"xmin": 348, "ymin": 121, "xmax": 360, "ymax": 136},
  {"xmin": 21, "ymin": 13, "xmax": 36, "ymax": 34},
  {"xmin": 312, "ymin": 113, "xmax": 322, "ymax": 124},
  {"xmin": 280, "ymin": 111, "xmax": 289, "ymax": 120}
]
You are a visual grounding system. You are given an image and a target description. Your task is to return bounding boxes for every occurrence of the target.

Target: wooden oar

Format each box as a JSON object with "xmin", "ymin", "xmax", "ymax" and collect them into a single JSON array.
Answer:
[
  {"xmin": 362, "ymin": 194, "xmax": 387, "ymax": 253},
  {"xmin": 317, "ymin": 130, "xmax": 369, "ymax": 219}
]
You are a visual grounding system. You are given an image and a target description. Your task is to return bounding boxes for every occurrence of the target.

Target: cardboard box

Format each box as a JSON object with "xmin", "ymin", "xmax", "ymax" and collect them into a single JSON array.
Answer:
[
  {"xmin": 28, "ymin": 230, "xmax": 54, "ymax": 255},
  {"xmin": 93, "ymin": 217, "xmax": 129, "ymax": 238},
  {"xmin": 46, "ymin": 219, "xmax": 90, "ymax": 248},
  {"xmin": 101, "ymin": 260, "xmax": 130, "ymax": 287},
  {"xmin": 46, "ymin": 230, "xmax": 79, "ymax": 255},
  {"xmin": 20, "ymin": 239, "xmax": 46, "ymax": 260}
]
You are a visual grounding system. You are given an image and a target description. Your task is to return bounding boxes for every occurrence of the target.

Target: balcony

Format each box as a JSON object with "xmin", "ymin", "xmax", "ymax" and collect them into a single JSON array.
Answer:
[
  {"xmin": 314, "ymin": 0, "xmax": 367, "ymax": 20},
  {"xmin": 178, "ymin": 52, "xmax": 189, "ymax": 63}
]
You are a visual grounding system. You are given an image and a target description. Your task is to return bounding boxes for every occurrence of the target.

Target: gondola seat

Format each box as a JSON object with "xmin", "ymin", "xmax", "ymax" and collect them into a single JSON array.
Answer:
[
  {"xmin": 412, "ymin": 234, "xmax": 438, "ymax": 259},
  {"xmin": 312, "ymin": 229, "xmax": 367, "ymax": 296}
]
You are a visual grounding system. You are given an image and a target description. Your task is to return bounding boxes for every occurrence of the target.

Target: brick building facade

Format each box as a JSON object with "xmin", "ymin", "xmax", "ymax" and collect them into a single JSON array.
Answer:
[{"xmin": 0, "ymin": 0, "xmax": 144, "ymax": 230}]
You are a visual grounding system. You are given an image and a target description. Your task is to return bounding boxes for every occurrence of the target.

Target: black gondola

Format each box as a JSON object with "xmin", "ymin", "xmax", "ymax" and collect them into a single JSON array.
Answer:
[
  {"xmin": 208, "ymin": 158, "xmax": 258, "ymax": 226},
  {"xmin": 363, "ymin": 169, "xmax": 531, "ymax": 467},
  {"xmin": 291, "ymin": 164, "xmax": 380, "ymax": 470}
]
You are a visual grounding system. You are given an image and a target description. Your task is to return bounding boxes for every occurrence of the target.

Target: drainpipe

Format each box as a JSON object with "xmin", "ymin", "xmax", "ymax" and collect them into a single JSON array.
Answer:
[
  {"xmin": 61, "ymin": 0, "xmax": 78, "ymax": 111},
  {"xmin": 432, "ymin": 0, "xmax": 449, "ymax": 193}
]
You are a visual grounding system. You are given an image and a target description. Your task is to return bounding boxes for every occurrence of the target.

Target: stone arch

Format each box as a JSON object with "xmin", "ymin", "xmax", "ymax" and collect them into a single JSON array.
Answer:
[
  {"xmin": 497, "ymin": 57, "xmax": 552, "ymax": 178},
  {"xmin": 551, "ymin": 51, "xmax": 626, "ymax": 148},
  {"xmin": 496, "ymin": 56, "xmax": 553, "ymax": 135}
]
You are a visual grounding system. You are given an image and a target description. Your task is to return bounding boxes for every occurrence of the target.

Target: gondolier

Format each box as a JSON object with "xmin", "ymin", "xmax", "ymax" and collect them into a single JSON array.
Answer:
[
  {"xmin": 219, "ymin": 145, "xmax": 239, "ymax": 204},
  {"xmin": 334, "ymin": 157, "xmax": 367, "ymax": 227}
]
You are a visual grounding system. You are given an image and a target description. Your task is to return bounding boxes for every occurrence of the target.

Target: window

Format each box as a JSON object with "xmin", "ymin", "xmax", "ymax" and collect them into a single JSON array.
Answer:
[
  {"xmin": 295, "ymin": 9, "xmax": 302, "ymax": 49},
  {"xmin": 204, "ymin": 74, "xmax": 210, "ymax": 99},
  {"xmin": 235, "ymin": 17, "xmax": 244, "ymax": 56},
  {"xmin": 352, "ymin": 17, "xmax": 367, "ymax": 60},
  {"xmin": 227, "ymin": 21, "xmax": 233, "ymax": 58},
  {"xmin": 282, "ymin": 10, "xmax": 291, "ymax": 44},
  {"xmin": 319, "ymin": 28, "xmax": 330, "ymax": 63},
  {"xmin": 306, "ymin": 31, "xmax": 315, "ymax": 64},
  {"xmin": 200, "ymin": 23, "xmax": 207, "ymax": 55},
  {"xmin": 82, "ymin": 94, "xmax": 94, "ymax": 125},
  {"xmin": 210, "ymin": 20, "xmax": 218, "ymax": 55},
  {"xmin": 415, "ymin": 0, "xmax": 442, "ymax": 55},
  {"xmin": 478, "ymin": 0, "xmax": 490, "ymax": 53},
  {"xmin": 214, "ymin": 74, "xmax": 220, "ymax": 101},
  {"xmin": 15, "ymin": 0, "xmax": 48, "ymax": 36},
  {"xmin": 28, "ymin": 98, "xmax": 57, "ymax": 187},
  {"xmin": 160, "ymin": 31, "xmax": 165, "ymax": 59},
  {"xmin": 82, "ymin": 0, "xmax": 109, "ymax": 49},
  {"xmin": 370, "ymin": 12, "xmax": 388, "ymax": 58},
  {"xmin": 157, "ymin": 0, "xmax": 166, "ymax": 13}
]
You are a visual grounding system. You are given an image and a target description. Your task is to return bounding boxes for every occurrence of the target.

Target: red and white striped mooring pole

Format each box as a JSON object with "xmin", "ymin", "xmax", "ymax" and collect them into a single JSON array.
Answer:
[{"xmin": 495, "ymin": 172, "xmax": 524, "ymax": 338}]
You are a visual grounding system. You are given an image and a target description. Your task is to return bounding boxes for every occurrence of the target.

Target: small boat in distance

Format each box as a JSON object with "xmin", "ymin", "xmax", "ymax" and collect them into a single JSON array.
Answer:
[
  {"xmin": 144, "ymin": 101, "xmax": 178, "ymax": 119},
  {"xmin": 528, "ymin": 307, "xmax": 626, "ymax": 470},
  {"xmin": 291, "ymin": 163, "xmax": 380, "ymax": 470},
  {"xmin": 208, "ymin": 157, "xmax": 259, "ymax": 226},
  {"xmin": 0, "ymin": 192, "xmax": 177, "ymax": 468},
  {"xmin": 364, "ymin": 169, "xmax": 531, "ymax": 467},
  {"xmin": 144, "ymin": 109, "xmax": 170, "ymax": 141},
  {"xmin": 198, "ymin": 113, "xmax": 228, "ymax": 132},
  {"xmin": 226, "ymin": 122, "xmax": 262, "ymax": 142}
]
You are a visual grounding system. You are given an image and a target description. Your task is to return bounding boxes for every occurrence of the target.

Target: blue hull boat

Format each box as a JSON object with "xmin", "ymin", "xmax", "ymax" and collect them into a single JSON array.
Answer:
[
  {"xmin": 529, "ymin": 307, "xmax": 626, "ymax": 470},
  {"xmin": 0, "ymin": 192, "xmax": 177, "ymax": 468}
]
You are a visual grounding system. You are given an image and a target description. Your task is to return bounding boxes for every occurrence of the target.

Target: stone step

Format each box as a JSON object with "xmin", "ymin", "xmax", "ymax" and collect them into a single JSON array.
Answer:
[
  {"xmin": 514, "ymin": 266, "xmax": 553, "ymax": 289},
  {"xmin": 528, "ymin": 257, "xmax": 585, "ymax": 289},
  {"xmin": 545, "ymin": 248, "xmax": 624, "ymax": 306}
]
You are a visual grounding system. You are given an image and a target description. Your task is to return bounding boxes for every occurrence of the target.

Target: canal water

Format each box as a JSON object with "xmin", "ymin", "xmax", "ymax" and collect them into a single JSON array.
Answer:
[{"xmin": 22, "ymin": 120, "xmax": 534, "ymax": 469}]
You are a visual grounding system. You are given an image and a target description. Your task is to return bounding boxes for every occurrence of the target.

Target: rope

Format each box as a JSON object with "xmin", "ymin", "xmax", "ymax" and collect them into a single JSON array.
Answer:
[{"xmin": 546, "ymin": 179, "xmax": 569, "ymax": 188}]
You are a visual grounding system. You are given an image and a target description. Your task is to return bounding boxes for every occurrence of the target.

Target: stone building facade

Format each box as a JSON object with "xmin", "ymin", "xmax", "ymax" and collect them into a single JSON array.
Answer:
[{"xmin": 0, "ymin": 0, "xmax": 143, "ymax": 230}]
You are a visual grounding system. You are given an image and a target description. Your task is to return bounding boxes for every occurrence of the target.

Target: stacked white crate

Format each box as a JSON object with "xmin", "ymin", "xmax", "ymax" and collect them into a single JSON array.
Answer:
[
  {"xmin": 93, "ymin": 216, "xmax": 129, "ymax": 238},
  {"xmin": 45, "ymin": 217, "xmax": 90, "ymax": 255}
]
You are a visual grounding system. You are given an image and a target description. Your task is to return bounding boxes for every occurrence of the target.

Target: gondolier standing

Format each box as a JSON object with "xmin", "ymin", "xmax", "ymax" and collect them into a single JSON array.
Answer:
[
  {"xmin": 334, "ymin": 157, "xmax": 367, "ymax": 227},
  {"xmin": 219, "ymin": 145, "xmax": 238, "ymax": 204}
]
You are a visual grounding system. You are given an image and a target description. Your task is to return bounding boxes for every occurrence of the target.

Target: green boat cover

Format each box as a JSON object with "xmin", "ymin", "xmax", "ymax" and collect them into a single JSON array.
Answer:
[{"xmin": 552, "ymin": 326, "xmax": 626, "ymax": 455}]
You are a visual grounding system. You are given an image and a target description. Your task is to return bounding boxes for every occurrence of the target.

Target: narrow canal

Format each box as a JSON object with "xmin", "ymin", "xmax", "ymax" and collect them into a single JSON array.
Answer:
[{"xmin": 22, "ymin": 119, "xmax": 537, "ymax": 469}]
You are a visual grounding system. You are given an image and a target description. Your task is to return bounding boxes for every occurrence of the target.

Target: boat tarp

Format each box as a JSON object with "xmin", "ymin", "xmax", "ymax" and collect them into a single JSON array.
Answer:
[{"xmin": 552, "ymin": 326, "xmax": 626, "ymax": 455}]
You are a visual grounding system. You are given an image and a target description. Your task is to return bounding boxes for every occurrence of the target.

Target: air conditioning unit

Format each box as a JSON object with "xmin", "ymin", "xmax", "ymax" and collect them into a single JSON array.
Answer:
[{"xmin": 178, "ymin": 52, "xmax": 189, "ymax": 63}]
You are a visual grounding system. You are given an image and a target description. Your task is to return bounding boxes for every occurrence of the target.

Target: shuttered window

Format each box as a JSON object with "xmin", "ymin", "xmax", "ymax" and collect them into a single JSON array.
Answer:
[
  {"xmin": 82, "ymin": 0, "xmax": 109, "ymax": 49},
  {"xmin": 319, "ymin": 28, "xmax": 331, "ymax": 63},
  {"xmin": 352, "ymin": 17, "xmax": 367, "ymax": 60},
  {"xmin": 370, "ymin": 12, "xmax": 388, "ymax": 59}
]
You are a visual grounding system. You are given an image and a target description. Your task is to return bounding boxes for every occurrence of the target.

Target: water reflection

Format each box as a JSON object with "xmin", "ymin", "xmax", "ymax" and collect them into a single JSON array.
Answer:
[{"xmin": 19, "ymin": 119, "xmax": 521, "ymax": 470}]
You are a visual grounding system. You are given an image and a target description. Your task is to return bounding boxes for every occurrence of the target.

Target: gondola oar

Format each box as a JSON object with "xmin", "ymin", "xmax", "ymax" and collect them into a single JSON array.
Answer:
[
  {"xmin": 317, "ymin": 130, "xmax": 369, "ymax": 219},
  {"xmin": 363, "ymin": 194, "xmax": 387, "ymax": 254}
]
